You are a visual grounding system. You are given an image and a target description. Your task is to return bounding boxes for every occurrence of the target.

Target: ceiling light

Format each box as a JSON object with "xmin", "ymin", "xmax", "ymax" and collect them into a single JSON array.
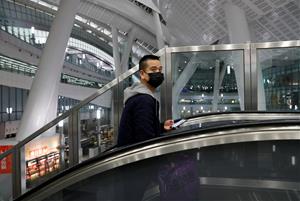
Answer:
[{"xmin": 227, "ymin": 65, "xmax": 231, "ymax": 74}]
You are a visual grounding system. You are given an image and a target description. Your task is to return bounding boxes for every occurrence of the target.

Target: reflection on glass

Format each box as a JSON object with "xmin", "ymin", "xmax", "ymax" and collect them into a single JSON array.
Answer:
[
  {"xmin": 172, "ymin": 51, "xmax": 244, "ymax": 119},
  {"xmin": 41, "ymin": 141, "xmax": 300, "ymax": 201},
  {"xmin": 24, "ymin": 118, "xmax": 69, "ymax": 191},
  {"xmin": 257, "ymin": 47, "xmax": 300, "ymax": 111},
  {"xmin": 79, "ymin": 91, "xmax": 114, "ymax": 162}
]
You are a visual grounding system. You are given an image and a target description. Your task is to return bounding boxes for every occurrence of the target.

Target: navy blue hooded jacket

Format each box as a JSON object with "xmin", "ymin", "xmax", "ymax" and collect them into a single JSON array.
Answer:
[{"xmin": 118, "ymin": 83, "xmax": 164, "ymax": 147}]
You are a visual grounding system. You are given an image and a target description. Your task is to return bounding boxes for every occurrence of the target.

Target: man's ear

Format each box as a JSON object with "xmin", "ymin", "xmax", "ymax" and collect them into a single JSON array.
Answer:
[{"xmin": 140, "ymin": 70, "xmax": 146, "ymax": 80}]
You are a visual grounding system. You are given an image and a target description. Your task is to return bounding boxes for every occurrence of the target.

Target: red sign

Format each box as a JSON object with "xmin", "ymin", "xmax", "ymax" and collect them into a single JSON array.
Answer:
[{"xmin": 0, "ymin": 145, "xmax": 13, "ymax": 174}]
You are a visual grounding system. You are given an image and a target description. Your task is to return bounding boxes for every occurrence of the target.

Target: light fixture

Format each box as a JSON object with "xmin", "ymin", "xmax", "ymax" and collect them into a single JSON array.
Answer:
[
  {"xmin": 272, "ymin": 145, "xmax": 276, "ymax": 152},
  {"xmin": 291, "ymin": 156, "xmax": 296, "ymax": 166},
  {"xmin": 227, "ymin": 65, "xmax": 231, "ymax": 74},
  {"xmin": 30, "ymin": 26, "xmax": 35, "ymax": 35},
  {"xmin": 96, "ymin": 109, "xmax": 101, "ymax": 119},
  {"xmin": 6, "ymin": 107, "xmax": 13, "ymax": 114},
  {"xmin": 58, "ymin": 113, "xmax": 63, "ymax": 127}
]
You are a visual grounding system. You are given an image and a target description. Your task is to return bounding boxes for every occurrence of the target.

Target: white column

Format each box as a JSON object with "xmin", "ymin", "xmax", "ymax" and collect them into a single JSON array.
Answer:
[
  {"xmin": 233, "ymin": 57, "xmax": 245, "ymax": 110},
  {"xmin": 111, "ymin": 26, "xmax": 120, "ymax": 143},
  {"xmin": 120, "ymin": 27, "xmax": 136, "ymax": 73},
  {"xmin": 224, "ymin": 3, "xmax": 250, "ymax": 111},
  {"xmin": 172, "ymin": 55, "xmax": 197, "ymax": 119},
  {"xmin": 153, "ymin": 11, "xmax": 165, "ymax": 50},
  {"xmin": 17, "ymin": 0, "xmax": 81, "ymax": 141},
  {"xmin": 224, "ymin": 3, "xmax": 251, "ymax": 44},
  {"xmin": 112, "ymin": 26, "xmax": 121, "ymax": 77},
  {"xmin": 257, "ymin": 67, "xmax": 266, "ymax": 110}
]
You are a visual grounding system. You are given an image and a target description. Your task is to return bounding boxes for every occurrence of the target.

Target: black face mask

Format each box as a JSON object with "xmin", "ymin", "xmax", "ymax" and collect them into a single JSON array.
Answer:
[{"xmin": 146, "ymin": 72, "xmax": 164, "ymax": 88}]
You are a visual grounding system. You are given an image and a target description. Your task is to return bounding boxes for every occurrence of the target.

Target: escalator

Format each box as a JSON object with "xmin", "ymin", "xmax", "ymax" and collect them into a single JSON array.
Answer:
[{"xmin": 14, "ymin": 118, "xmax": 300, "ymax": 201}]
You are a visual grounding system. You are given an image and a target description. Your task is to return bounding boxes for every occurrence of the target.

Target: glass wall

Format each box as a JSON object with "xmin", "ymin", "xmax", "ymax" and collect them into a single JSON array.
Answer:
[
  {"xmin": 171, "ymin": 50, "xmax": 244, "ymax": 119},
  {"xmin": 0, "ymin": 85, "xmax": 28, "ymax": 123},
  {"xmin": 257, "ymin": 47, "xmax": 300, "ymax": 112},
  {"xmin": 78, "ymin": 89, "xmax": 113, "ymax": 162}
]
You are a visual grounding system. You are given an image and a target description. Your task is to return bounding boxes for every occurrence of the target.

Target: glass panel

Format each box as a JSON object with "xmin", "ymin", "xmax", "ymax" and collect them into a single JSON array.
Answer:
[
  {"xmin": 22, "ymin": 116, "xmax": 69, "ymax": 192},
  {"xmin": 257, "ymin": 47, "xmax": 300, "ymax": 111},
  {"xmin": 40, "ymin": 140, "xmax": 300, "ymax": 201},
  {"xmin": 78, "ymin": 88, "xmax": 114, "ymax": 162},
  {"xmin": 172, "ymin": 50, "xmax": 244, "ymax": 119},
  {"xmin": 0, "ymin": 151, "xmax": 13, "ymax": 201}
]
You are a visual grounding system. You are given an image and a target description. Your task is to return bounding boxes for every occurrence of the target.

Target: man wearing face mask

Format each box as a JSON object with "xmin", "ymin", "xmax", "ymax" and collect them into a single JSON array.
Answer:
[{"xmin": 117, "ymin": 55, "xmax": 174, "ymax": 147}]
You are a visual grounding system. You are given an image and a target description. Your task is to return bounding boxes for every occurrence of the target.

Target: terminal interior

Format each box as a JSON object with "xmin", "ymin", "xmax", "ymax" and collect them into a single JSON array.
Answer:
[{"xmin": 0, "ymin": 0, "xmax": 299, "ymax": 200}]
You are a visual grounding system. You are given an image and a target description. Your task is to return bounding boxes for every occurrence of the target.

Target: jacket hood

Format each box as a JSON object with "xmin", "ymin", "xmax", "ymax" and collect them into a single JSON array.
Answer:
[{"xmin": 124, "ymin": 82, "xmax": 156, "ymax": 104}]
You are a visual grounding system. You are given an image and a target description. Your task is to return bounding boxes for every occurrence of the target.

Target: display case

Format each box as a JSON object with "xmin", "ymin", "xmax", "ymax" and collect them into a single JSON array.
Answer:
[{"xmin": 26, "ymin": 152, "xmax": 60, "ymax": 186}]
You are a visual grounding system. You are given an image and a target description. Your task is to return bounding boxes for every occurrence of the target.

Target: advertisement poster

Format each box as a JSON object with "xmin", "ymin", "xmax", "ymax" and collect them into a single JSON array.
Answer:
[{"xmin": 0, "ymin": 145, "xmax": 13, "ymax": 174}]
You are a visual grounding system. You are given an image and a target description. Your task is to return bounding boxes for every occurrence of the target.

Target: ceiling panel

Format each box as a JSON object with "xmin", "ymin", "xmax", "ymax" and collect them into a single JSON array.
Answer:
[{"xmin": 158, "ymin": 0, "xmax": 300, "ymax": 45}]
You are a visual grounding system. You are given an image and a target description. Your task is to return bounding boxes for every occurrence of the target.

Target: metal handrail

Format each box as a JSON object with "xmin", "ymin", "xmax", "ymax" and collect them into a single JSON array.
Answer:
[
  {"xmin": 0, "ymin": 65, "xmax": 139, "ymax": 161},
  {"xmin": 183, "ymin": 112, "xmax": 300, "ymax": 126}
]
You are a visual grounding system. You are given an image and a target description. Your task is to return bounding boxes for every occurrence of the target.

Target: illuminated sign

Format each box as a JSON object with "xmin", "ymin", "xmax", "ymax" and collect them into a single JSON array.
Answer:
[
  {"xmin": 25, "ymin": 135, "xmax": 60, "ymax": 161},
  {"xmin": 0, "ymin": 145, "xmax": 13, "ymax": 174}
]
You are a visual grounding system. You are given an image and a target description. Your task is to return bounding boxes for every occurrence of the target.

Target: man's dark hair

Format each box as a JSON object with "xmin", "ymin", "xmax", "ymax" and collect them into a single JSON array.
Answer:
[{"xmin": 139, "ymin": 55, "xmax": 160, "ymax": 71}]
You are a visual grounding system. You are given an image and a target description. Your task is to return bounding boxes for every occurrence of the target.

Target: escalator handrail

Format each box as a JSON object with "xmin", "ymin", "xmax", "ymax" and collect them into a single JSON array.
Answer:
[
  {"xmin": 183, "ymin": 111, "xmax": 300, "ymax": 126},
  {"xmin": 0, "ymin": 65, "xmax": 139, "ymax": 160},
  {"xmin": 14, "ymin": 119, "xmax": 300, "ymax": 201},
  {"xmin": 0, "ymin": 47, "xmax": 168, "ymax": 160}
]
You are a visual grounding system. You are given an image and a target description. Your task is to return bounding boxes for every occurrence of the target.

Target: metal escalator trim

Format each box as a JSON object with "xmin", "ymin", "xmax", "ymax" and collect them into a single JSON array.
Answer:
[
  {"xmin": 143, "ymin": 177, "xmax": 300, "ymax": 200},
  {"xmin": 17, "ymin": 125, "xmax": 300, "ymax": 201},
  {"xmin": 183, "ymin": 112, "xmax": 300, "ymax": 127},
  {"xmin": 142, "ymin": 177, "xmax": 300, "ymax": 200},
  {"xmin": 199, "ymin": 177, "xmax": 300, "ymax": 191}
]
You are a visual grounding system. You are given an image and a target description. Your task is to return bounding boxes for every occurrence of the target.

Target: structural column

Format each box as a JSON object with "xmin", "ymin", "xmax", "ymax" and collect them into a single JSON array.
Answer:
[
  {"xmin": 153, "ymin": 11, "xmax": 165, "ymax": 50},
  {"xmin": 224, "ymin": 3, "xmax": 250, "ymax": 44},
  {"xmin": 112, "ymin": 26, "xmax": 121, "ymax": 76},
  {"xmin": 224, "ymin": 3, "xmax": 251, "ymax": 111},
  {"xmin": 172, "ymin": 55, "xmax": 197, "ymax": 119},
  {"xmin": 120, "ymin": 27, "xmax": 136, "ymax": 73},
  {"xmin": 17, "ymin": 0, "xmax": 81, "ymax": 141},
  {"xmin": 111, "ymin": 26, "xmax": 121, "ymax": 142}
]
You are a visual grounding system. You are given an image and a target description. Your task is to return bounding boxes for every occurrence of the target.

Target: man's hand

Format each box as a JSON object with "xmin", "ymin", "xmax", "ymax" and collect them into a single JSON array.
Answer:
[{"xmin": 164, "ymin": 119, "xmax": 174, "ymax": 131}]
